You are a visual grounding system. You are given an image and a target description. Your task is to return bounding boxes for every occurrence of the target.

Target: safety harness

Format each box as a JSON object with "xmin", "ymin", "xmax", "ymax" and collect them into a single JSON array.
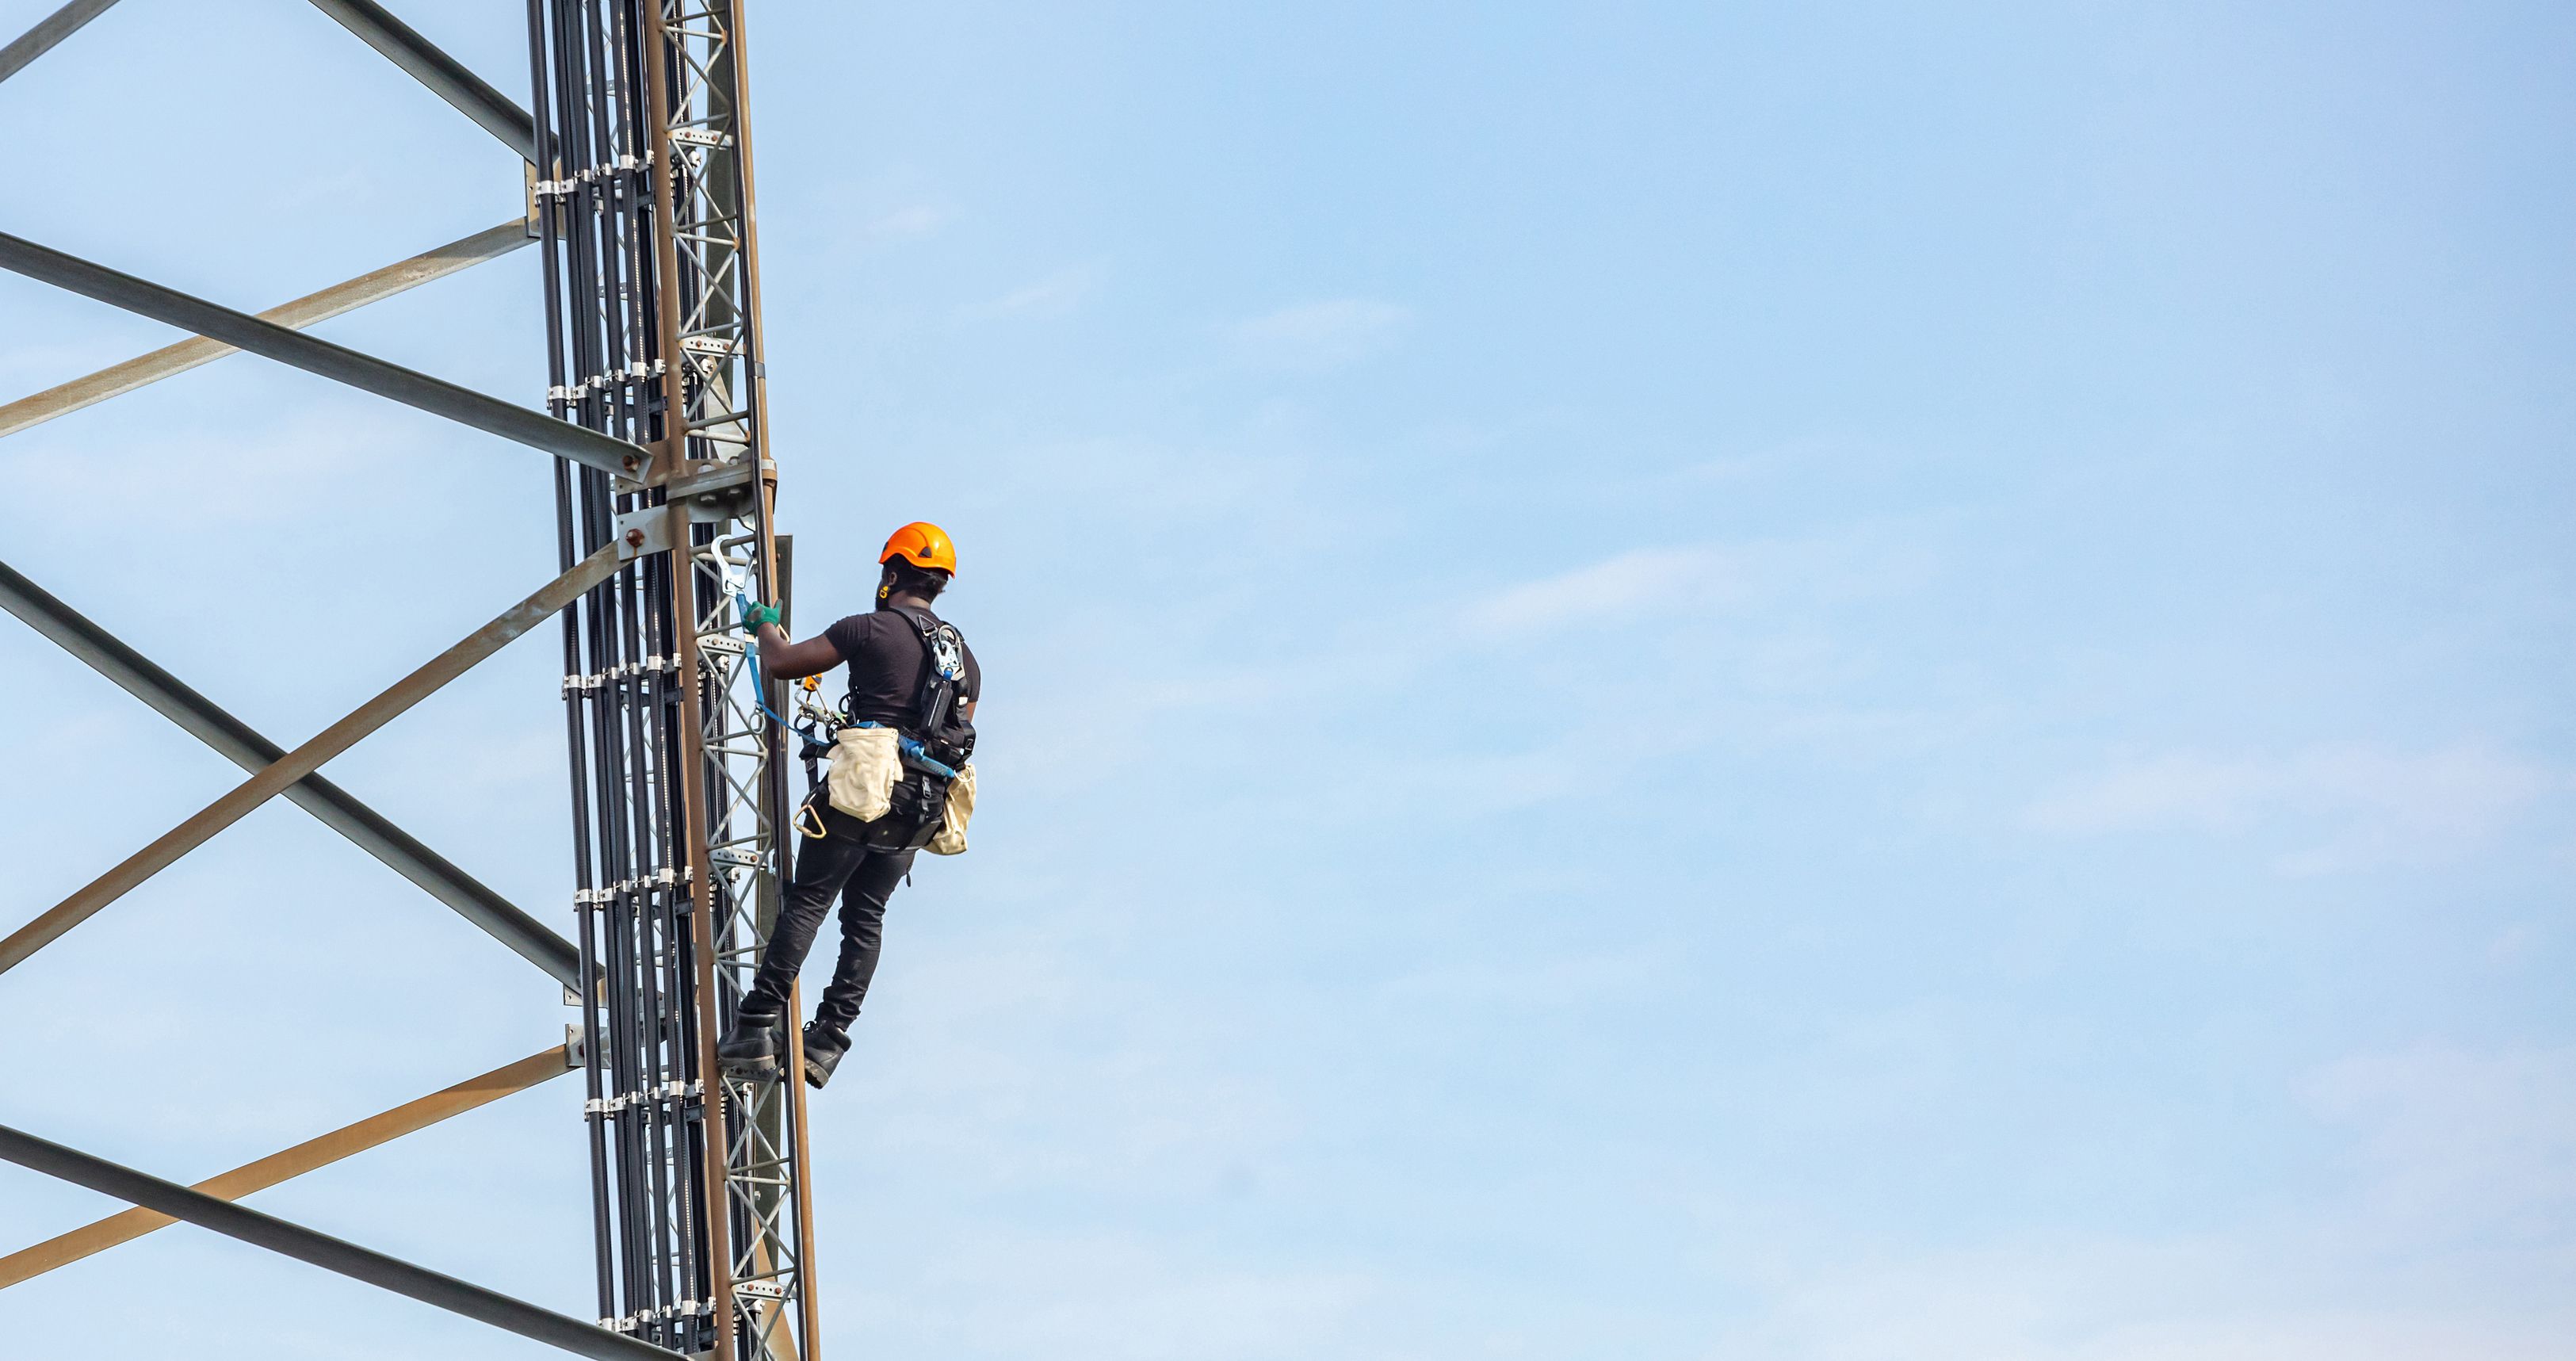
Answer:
[
  {"xmin": 875, "ymin": 604, "xmax": 976, "ymax": 770},
  {"xmin": 788, "ymin": 605, "xmax": 973, "ymax": 849}
]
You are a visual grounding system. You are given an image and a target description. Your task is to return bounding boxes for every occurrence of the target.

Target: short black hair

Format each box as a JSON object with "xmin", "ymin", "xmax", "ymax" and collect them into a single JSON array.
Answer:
[{"xmin": 881, "ymin": 556, "xmax": 950, "ymax": 601}]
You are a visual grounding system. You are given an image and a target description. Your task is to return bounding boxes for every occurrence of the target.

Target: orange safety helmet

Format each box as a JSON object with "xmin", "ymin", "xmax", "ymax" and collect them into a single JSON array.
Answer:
[{"xmin": 879, "ymin": 521, "xmax": 958, "ymax": 576}]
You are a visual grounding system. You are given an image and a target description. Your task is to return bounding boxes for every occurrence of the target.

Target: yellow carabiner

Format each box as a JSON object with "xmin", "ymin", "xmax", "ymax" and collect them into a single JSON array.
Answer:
[{"xmin": 795, "ymin": 800, "xmax": 829, "ymax": 839}]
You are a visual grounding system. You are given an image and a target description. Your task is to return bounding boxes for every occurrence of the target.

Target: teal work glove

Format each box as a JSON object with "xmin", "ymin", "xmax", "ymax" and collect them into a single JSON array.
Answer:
[{"xmin": 740, "ymin": 601, "xmax": 781, "ymax": 633}]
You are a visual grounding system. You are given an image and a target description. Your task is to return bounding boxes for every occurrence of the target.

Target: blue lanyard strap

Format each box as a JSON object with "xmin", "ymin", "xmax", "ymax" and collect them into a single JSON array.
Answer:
[
  {"xmin": 733, "ymin": 592, "xmax": 809, "ymax": 736},
  {"xmin": 843, "ymin": 721, "xmax": 960, "ymax": 780}
]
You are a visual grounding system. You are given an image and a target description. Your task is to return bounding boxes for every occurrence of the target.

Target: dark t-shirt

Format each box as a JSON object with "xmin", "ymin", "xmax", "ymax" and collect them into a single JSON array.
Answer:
[{"xmin": 822, "ymin": 606, "xmax": 981, "ymax": 729}]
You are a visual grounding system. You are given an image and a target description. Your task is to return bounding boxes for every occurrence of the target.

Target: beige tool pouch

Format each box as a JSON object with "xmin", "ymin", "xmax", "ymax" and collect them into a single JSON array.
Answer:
[
  {"xmin": 925, "ymin": 763, "xmax": 976, "ymax": 855},
  {"xmin": 824, "ymin": 726, "xmax": 900, "ymax": 821}
]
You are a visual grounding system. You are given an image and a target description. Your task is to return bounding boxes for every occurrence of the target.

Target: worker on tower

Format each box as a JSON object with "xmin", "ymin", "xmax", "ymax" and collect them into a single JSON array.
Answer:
[{"xmin": 716, "ymin": 522, "xmax": 980, "ymax": 1089}]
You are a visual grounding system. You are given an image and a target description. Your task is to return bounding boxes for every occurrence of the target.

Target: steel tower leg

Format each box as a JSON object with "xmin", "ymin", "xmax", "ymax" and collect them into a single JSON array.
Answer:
[{"xmin": 529, "ymin": 1, "xmax": 810, "ymax": 1354}]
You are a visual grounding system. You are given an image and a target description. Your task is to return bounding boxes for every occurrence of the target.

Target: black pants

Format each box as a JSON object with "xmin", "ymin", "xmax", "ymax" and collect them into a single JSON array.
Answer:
[{"xmin": 740, "ymin": 801, "xmax": 916, "ymax": 1035}]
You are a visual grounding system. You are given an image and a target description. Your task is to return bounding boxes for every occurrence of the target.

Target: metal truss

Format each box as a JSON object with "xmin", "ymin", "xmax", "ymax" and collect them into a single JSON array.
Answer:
[
  {"xmin": 528, "ymin": 0, "xmax": 810, "ymax": 1354},
  {"xmin": 0, "ymin": 2, "xmax": 812, "ymax": 1358}
]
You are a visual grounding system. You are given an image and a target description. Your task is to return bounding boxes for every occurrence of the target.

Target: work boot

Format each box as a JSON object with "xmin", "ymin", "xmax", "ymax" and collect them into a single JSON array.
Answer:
[
  {"xmin": 801, "ymin": 1023, "xmax": 851, "ymax": 1090},
  {"xmin": 716, "ymin": 1007, "xmax": 782, "ymax": 1075}
]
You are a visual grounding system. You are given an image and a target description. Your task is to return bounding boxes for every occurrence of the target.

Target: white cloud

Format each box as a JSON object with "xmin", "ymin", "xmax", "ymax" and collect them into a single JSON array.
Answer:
[
  {"xmin": 0, "ymin": 407, "xmax": 376, "ymax": 529},
  {"xmin": 1713, "ymin": 1245, "xmax": 2576, "ymax": 1361},
  {"xmin": 2305, "ymin": 1043, "xmax": 2576, "ymax": 1239},
  {"xmin": 1457, "ymin": 524, "xmax": 1941, "ymax": 645},
  {"xmin": 867, "ymin": 202, "xmax": 954, "ymax": 239},
  {"xmin": 967, "ymin": 263, "xmax": 1102, "ymax": 319},
  {"xmin": 859, "ymin": 1229, "xmax": 1379, "ymax": 1361},
  {"xmin": 1229, "ymin": 297, "xmax": 1412, "ymax": 368},
  {"xmin": 1464, "ymin": 546, "xmax": 1738, "ymax": 637},
  {"xmin": 2024, "ymin": 743, "xmax": 2563, "ymax": 873}
]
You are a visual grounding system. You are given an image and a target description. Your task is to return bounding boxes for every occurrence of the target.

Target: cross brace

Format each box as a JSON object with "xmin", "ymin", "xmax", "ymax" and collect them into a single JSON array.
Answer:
[
  {"xmin": 0, "ymin": 556, "xmax": 580, "ymax": 986},
  {"xmin": 304, "ymin": 0, "xmax": 537, "ymax": 159},
  {"xmin": 0, "ymin": 1122, "xmax": 671, "ymax": 1361},
  {"xmin": 0, "ymin": 218, "xmax": 535, "ymax": 441},
  {"xmin": 0, "ymin": 0, "xmax": 117, "ymax": 86},
  {"xmin": 0, "ymin": 538, "xmax": 627, "ymax": 975},
  {"xmin": 0, "ymin": 1044, "xmax": 573, "ymax": 1288},
  {"xmin": 0, "ymin": 231, "xmax": 649, "ymax": 480}
]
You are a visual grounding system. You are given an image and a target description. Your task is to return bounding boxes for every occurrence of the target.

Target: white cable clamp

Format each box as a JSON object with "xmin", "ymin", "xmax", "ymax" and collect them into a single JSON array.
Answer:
[{"xmin": 535, "ymin": 178, "xmax": 576, "ymax": 198}]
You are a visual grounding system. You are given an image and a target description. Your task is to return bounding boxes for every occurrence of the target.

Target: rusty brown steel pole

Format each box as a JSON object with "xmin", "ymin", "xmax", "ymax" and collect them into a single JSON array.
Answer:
[
  {"xmin": 720, "ymin": 8, "xmax": 825, "ymax": 1346},
  {"xmin": 668, "ymin": 536, "xmax": 740, "ymax": 1359}
]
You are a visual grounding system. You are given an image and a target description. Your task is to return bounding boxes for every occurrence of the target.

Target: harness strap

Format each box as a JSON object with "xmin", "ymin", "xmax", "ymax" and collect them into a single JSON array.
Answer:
[{"xmin": 850, "ymin": 605, "xmax": 966, "ymax": 739}]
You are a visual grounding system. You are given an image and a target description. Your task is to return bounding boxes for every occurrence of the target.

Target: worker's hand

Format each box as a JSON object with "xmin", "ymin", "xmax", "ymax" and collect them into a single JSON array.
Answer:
[{"xmin": 740, "ymin": 602, "xmax": 782, "ymax": 633}]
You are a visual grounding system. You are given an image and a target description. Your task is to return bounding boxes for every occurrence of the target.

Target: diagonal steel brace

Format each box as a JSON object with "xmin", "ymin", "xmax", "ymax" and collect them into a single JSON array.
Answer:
[
  {"xmin": 0, "ymin": 1122, "xmax": 672, "ymax": 1360},
  {"xmin": 0, "ymin": 218, "xmax": 535, "ymax": 441},
  {"xmin": 0, "ymin": 539, "xmax": 627, "ymax": 975},
  {"xmin": 0, "ymin": 557, "xmax": 579, "ymax": 986},
  {"xmin": 0, "ymin": 1044, "xmax": 572, "ymax": 1288},
  {"xmin": 304, "ymin": 0, "xmax": 536, "ymax": 160},
  {"xmin": 0, "ymin": 231, "xmax": 648, "ymax": 480},
  {"xmin": 0, "ymin": 0, "xmax": 118, "ymax": 86}
]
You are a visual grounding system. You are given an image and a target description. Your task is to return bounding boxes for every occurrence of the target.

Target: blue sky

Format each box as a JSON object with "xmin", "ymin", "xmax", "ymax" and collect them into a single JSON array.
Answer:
[{"xmin": 2, "ymin": 1, "xmax": 2572, "ymax": 1357}]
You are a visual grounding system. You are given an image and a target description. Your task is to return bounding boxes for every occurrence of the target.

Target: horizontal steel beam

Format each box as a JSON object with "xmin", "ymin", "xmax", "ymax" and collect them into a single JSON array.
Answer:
[
  {"xmin": 0, "ymin": 541, "xmax": 623, "ymax": 976},
  {"xmin": 304, "ymin": 0, "xmax": 535, "ymax": 161},
  {"xmin": 0, "ymin": 0, "xmax": 117, "ymax": 86},
  {"xmin": 0, "ymin": 219, "xmax": 534, "ymax": 440},
  {"xmin": 0, "ymin": 1122, "xmax": 671, "ymax": 1360},
  {"xmin": 0, "ymin": 1046, "xmax": 571, "ymax": 1288},
  {"xmin": 0, "ymin": 231, "xmax": 648, "ymax": 480},
  {"xmin": 0, "ymin": 557, "xmax": 579, "ymax": 987}
]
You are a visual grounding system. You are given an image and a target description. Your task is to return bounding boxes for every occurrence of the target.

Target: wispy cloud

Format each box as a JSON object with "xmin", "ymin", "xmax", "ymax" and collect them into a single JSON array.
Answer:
[
  {"xmin": 1, "ymin": 407, "xmax": 380, "ymax": 529},
  {"xmin": 2024, "ymin": 743, "xmax": 2563, "ymax": 873},
  {"xmin": 965, "ymin": 263, "xmax": 1103, "ymax": 320},
  {"xmin": 867, "ymin": 202, "xmax": 954, "ymax": 240},
  {"xmin": 1229, "ymin": 297, "xmax": 1412, "ymax": 368},
  {"xmin": 2306, "ymin": 1042, "xmax": 2576, "ymax": 1238},
  {"xmin": 1706, "ymin": 1233, "xmax": 2576, "ymax": 1361},
  {"xmin": 1458, "ymin": 524, "xmax": 1943, "ymax": 645},
  {"xmin": 1463, "ymin": 546, "xmax": 1739, "ymax": 637}
]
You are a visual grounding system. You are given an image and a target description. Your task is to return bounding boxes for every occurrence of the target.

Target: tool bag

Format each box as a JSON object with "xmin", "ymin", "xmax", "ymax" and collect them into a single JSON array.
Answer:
[{"xmin": 824, "ymin": 725, "xmax": 900, "ymax": 822}]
